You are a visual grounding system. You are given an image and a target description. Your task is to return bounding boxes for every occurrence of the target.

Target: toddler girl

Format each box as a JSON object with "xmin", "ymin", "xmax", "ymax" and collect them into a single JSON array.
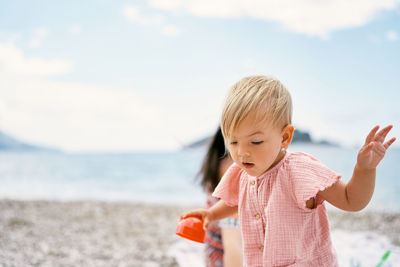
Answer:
[{"xmin": 181, "ymin": 75, "xmax": 396, "ymax": 267}]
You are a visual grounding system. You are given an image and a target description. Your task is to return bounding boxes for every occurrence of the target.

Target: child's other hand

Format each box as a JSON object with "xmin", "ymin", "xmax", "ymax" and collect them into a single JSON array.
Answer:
[
  {"xmin": 180, "ymin": 209, "xmax": 212, "ymax": 230},
  {"xmin": 357, "ymin": 125, "xmax": 396, "ymax": 170}
]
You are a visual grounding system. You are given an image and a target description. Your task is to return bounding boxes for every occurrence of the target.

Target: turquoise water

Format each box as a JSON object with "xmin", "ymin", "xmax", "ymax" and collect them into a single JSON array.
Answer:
[{"xmin": 0, "ymin": 144, "xmax": 399, "ymax": 211}]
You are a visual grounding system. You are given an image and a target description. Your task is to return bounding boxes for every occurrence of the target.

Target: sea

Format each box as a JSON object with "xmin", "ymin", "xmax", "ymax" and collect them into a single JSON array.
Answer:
[{"xmin": 0, "ymin": 144, "xmax": 399, "ymax": 212}]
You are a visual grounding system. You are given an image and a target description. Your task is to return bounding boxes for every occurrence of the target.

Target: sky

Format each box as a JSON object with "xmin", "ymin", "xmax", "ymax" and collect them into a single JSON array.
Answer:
[{"xmin": 0, "ymin": 0, "xmax": 399, "ymax": 152}]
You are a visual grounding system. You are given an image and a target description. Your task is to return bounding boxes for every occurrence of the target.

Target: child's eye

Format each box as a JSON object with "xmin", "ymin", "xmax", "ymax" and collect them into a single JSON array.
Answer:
[
  {"xmin": 252, "ymin": 141, "xmax": 264, "ymax": 145},
  {"xmin": 230, "ymin": 141, "xmax": 238, "ymax": 145}
]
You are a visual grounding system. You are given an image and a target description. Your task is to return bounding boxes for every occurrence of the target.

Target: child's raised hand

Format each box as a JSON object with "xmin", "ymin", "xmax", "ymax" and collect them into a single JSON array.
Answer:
[
  {"xmin": 180, "ymin": 209, "xmax": 212, "ymax": 230},
  {"xmin": 357, "ymin": 125, "xmax": 396, "ymax": 170}
]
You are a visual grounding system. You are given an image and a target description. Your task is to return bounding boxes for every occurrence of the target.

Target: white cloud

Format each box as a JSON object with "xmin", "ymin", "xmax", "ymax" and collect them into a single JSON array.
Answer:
[
  {"xmin": 0, "ymin": 81, "xmax": 176, "ymax": 152},
  {"xmin": 123, "ymin": 6, "xmax": 164, "ymax": 25},
  {"xmin": 0, "ymin": 42, "xmax": 180, "ymax": 151},
  {"xmin": 68, "ymin": 24, "xmax": 82, "ymax": 35},
  {"xmin": 149, "ymin": 0, "xmax": 183, "ymax": 10},
  {"xmin": 148, "ymin": 0, "xmax": 400, "ymax": 37},
  {"xmin": 0, "ymin": 42, "xmax": 73, "ymax": 76},
  {"xmin": 123, "ymin": 6, "xmax": 141, "ymax": 21},
  {"xmin": 386, "ymin": 30, "xmax": 399, "ymax": 41},
  {"xmin": 28, "ymin": 27, "xmax": 48, "ymax": 47},
  {"xmin": 123, "ymin": 5, "xmax": 181, "ymax": 37}
]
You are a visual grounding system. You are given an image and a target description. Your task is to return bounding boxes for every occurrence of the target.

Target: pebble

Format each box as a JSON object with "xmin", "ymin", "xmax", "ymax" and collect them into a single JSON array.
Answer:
[{"xmin": 2, "ymin": 200, "xmax": 398, "ymax": 266}]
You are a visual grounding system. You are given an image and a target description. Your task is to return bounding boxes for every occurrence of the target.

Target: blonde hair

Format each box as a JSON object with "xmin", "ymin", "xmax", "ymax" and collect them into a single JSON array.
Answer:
[{"xmin": 221, "ymin": 75, "xmax": 292, "ymax": 141}]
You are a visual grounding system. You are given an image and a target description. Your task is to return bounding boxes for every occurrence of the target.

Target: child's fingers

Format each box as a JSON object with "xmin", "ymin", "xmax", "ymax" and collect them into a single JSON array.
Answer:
[
  {"xmin": 180, "ymin": 212, "xmax": 192, "ymax": 220},
  {"xmin": 180, "ymin": 210, "xmax": 203, "ymax": 220},
  {"xmin": 373, "ymin": 142, "xmax": 386, "ymax": 156},
  {"xmin": 384, "ymin": 137, "xmax": 396, "ymax": 149},
  {"xmin": 365, "ymin": 125, "xmax": 379, "ymax": 145},
  {"xmin": 180, "ymin": 212, "xmax": 194, "ymax": 219},
  {"xmin": 362, "ymin": 142, "xmax": 374, "ymax": 154},
  {"xmin": 374, "ymin": 125, "xmax": 393, "ymax": 143}
]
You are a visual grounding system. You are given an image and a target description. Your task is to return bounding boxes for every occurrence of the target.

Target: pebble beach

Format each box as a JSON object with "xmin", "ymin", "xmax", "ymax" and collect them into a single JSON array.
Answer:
[{"xmin": 1, "ymin": 200, "xmax": 400, "ymax": 267}]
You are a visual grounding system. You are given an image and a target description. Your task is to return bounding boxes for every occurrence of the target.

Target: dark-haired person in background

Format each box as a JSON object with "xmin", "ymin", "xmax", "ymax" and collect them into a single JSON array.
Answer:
[{"xmin": 198, "ymin": 127, "xmax": 243, "ymax": 267}]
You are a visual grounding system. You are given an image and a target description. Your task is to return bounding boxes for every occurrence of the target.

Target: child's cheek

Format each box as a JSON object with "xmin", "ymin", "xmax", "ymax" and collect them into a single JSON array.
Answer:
[{"xmin": 232, "ymin": 154, "xmax": 241, "ymax": 165}]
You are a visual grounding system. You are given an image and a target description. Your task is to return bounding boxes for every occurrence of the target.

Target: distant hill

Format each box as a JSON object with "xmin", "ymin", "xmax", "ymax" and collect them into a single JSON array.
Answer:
[
  {"xmin": 292, "ymin": 129, "xmax": 312, "ymax": 143},
  {"xmin": 186, "ymin": 128, "xmax": 338, "ymax": 149},
  {"xmin": 0, "ymin": 131, "xmax": 58, "ymax": 151},
  {"xmin": 292, "ymin": 129, "xmax": 339, "ymax": 146}
]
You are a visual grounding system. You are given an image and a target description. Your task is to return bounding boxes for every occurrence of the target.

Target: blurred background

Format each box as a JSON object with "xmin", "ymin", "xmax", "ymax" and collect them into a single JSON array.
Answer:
[
  {"xmin": 0, "ymin": 0, "xmax": 399, "ymax": 208},
  {"xmin": 1, "ymin": 1, "xmax": 400, "ymax": 266}
]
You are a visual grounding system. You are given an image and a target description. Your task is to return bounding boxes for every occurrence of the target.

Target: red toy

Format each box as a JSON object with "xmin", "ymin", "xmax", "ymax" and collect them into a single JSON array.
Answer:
[{"xmin": 176, "ymin": 216, "xmax": 206, "ymax": 243}]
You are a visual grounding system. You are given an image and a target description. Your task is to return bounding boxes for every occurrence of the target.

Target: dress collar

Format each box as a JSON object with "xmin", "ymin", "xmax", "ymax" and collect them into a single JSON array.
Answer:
[{"xmin": 252, "ymin": 151, "xmax": 290, "ymax": 180}]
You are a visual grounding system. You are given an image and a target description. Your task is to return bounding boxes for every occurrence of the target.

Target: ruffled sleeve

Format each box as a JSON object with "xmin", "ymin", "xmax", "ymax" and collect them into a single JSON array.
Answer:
[
  {"xmin": 289, "ymin": 152, "xmax": 341, "ymax": 211},
  {"xmin": 212, "ymin": 163, "xmax": 242, "ymax": 207}
]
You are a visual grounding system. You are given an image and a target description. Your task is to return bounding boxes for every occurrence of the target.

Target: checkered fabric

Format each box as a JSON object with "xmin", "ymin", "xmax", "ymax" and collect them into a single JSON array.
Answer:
[{"xmin": 213, "ymin": 152, "xmax": 341, "ymax": 267}]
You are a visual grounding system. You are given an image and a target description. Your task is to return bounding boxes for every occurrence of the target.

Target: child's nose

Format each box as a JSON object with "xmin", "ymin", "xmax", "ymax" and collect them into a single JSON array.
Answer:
[{"xmin": 238, "ymin": 145, "xmax": 250, "ymax": 157}]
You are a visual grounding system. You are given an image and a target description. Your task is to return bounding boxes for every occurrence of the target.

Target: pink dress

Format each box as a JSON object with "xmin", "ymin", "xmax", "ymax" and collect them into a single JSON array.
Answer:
[{"xmin": 213, "ymin": 151, "xmax": 340, "ymax": 267}]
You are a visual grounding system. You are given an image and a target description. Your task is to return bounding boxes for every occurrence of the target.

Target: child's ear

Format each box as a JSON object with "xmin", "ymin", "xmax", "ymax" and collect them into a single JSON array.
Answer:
[{"xmin": 281, "ymin": 124, "xmax": 294, "ymax": 149}]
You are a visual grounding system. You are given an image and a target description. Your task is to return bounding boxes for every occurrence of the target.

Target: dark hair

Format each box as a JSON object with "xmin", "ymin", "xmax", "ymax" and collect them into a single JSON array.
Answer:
[{"xmin": 198, "ymin": 127, "xmax": 228, "ymax": 192}]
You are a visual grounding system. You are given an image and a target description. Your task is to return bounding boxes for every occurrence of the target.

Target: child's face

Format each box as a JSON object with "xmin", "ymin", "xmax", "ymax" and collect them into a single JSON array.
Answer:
[{"xmin": 227, "ymin": 112, "xmax": 285, "ymax": 177}]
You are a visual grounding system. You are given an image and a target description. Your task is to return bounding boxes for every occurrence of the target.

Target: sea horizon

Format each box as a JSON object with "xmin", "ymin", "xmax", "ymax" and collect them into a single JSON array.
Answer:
[{"xmin": 1, "ymin": 143, "xmax": 399, "ymax": 212}]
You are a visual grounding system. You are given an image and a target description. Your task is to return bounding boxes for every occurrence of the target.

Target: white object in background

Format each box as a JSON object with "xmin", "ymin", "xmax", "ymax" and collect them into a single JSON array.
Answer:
[{"xmin": 168, "ymin": 239, "xmax": 205, "ymax": 267}]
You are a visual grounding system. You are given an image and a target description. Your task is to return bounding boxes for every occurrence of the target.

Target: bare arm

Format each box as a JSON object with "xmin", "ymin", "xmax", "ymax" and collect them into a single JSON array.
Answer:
[
  {"xmin": 317, "ymin": 168, "xmax": 375, "ymax": 211},
  {"xmin": 209, "ymin": 200, "xmax": 238, "ymax": 221},
  {"xmin": 318, "ymin": 125, "xmax": 396, "ymax": 211},
  {"xmin": 181, "ymin": 200, "xmax": 238, "ymax": 229}
]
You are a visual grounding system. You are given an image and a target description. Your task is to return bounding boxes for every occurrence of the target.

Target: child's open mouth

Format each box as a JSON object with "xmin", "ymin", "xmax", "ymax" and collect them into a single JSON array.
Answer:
[{"xmin": 242, "ymin": 162, "xmax": 255, "ymax": 169}]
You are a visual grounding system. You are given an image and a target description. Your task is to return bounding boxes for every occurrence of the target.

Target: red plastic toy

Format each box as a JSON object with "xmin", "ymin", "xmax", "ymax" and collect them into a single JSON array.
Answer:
[{"xmin": 176, "ymin": 216, "xmax": 206, "ymax": 243}]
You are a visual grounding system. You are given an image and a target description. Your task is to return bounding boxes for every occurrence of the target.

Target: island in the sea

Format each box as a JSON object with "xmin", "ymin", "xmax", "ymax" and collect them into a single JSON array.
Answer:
[
  {"xmin": 186, "ymin": 128, "xmax": 338, "ymax": 149},
  {"xmin": 0, "ymin": 131, "xmax": 58, "ymax": 151}
]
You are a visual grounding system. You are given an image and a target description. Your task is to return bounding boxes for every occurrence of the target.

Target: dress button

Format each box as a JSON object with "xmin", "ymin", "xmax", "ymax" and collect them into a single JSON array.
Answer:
[
  {"xmin": 259, "ymin": 245, "xmax": 264, "ymax": 252},
  {"xmin": 254, "ymin": 213, "xmax": 260, "ymax": 220},
  {"xmin": 250, "ymin": 180, "xmax": 255, "ymax": 185}
]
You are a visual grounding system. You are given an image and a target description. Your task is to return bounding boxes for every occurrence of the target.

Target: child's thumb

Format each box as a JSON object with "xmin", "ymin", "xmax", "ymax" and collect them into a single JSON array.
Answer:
[{"xmin": 203, "ymin": 218, "xmax": 210, "ymax": 230}]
